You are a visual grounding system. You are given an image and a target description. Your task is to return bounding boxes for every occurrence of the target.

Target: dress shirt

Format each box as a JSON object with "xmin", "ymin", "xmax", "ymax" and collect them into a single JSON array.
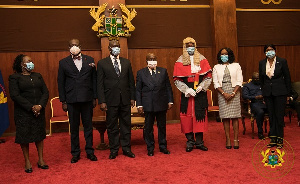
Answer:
[
  {"xmin": 72, "ymin": 53, "xmax": 82, "ymax": 71},
  {"xmin": 110, "ymin": 55, "xmax": 121, "ymax": 72}
]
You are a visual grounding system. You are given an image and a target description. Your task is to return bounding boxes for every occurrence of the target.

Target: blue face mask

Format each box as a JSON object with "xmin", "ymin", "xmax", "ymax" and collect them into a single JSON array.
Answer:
[
  {"xmin": 220, "ymin": 55, "xmax": 229, "ymax": 63},
  {"xmin": 111, "ymin": 47, "xmax": 121, "ymax": 56},
  {"xmin": 186, "ymin": 47, "xmax": 195, "ymax": 55},
  {"xmin": 266, "ymin": 50, "xmax": 275, "ymax": 59},
  {"xmin": 25, "ymin": 62, "xmax": 34, "ymax": 71}
]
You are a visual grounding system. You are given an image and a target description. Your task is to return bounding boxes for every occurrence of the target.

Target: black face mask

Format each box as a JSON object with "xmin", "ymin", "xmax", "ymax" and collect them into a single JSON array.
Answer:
[{"xmin": 252, "ymin": 80, "xmax": 260, "ymax": 85}]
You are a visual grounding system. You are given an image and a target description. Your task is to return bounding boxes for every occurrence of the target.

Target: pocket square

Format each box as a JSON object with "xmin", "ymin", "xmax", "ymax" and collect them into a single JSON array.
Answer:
[{"xmin": 89, "ymin": 63, "xmax": 95, "ymax": 67}]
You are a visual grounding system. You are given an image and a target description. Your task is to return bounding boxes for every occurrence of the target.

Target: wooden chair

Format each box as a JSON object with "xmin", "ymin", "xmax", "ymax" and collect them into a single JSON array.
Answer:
[
  {"xmin": 241, "ymin": 80, "xmax": 268, "ymax": 139},
  {"xmin": 49, "ymin": 97, "xmax": 70, "ymax": 136},
  {"xmin": 285, "ymin": 82, "xmax": 300, "ymax": 124},
  {"xmin": 207, "ymin": 89, "xmax": 221, "ymax": 121},
  {"xmin": 131, "ymin": 106, "xmax": 145, "ymax": 130}
]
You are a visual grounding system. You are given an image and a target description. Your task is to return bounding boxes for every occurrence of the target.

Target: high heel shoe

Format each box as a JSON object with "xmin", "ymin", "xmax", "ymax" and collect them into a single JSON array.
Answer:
[
  {"xmin": 226, "ymin": 139, "xmax": 232, "ymax": 149},
  {"xmin": 25, "ymin": 168, "xmax": 33, "ymax": 173},
  {"xmin": 233, "ymin": 140, "xmax": 239, "ymax": 149},
  {"xmin": 37, "ymin": 163, "xmax": 49, "ymax": 169}
]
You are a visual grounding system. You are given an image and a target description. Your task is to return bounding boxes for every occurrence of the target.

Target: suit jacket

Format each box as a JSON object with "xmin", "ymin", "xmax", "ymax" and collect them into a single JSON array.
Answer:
[
  {"xmin": 57, "ymin": 54, "xmax": 97, "ymax": 103},
  {"xmin": 136, "ymin": 67, "xmax": 173, "ymax": 112},
  {"xmin": 259, "ymin": 57, "xmax": 291, "ymax": 97},
  {"xmin": 97, "ymin": 56, "xmax": 135, "ymax": 106}
]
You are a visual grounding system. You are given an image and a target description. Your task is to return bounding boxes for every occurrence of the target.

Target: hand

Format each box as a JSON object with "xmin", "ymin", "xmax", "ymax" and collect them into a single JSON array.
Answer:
[
  {"xmin": 131, "ymin": 100, "xmax": 135, "ymax": 107},
  {"xmin": 196, "ymin": 86, "xmax": 202, "ymax": 93},
  {"xmin": 168, "ymin": 103, "xmax": 173, "ymax": 110},
  {"xmin": 100, "ymin": 103, "xmax": 107, "ymax": 111},
  {"xmin": 32, "ymin": 105, "xmax": 42, "ymax": 117},
  {"xmin": 93, "ymin": 99, "xmax": 97, "ymax": 108},
  {"xmin": 185, "ymin": 88, "xmax": 196, "ymax": 97},
  {"xmin": 255, "ymin": 95, "xmax": 263, "ymax": 100},
  {"xmin": 223, "ymin": 93, "xmax": 232, "ymax": 101},
  {"xmin": 62, "ymin": 103, "xmax": 68, "ymax": 112},
  {"xmin": 137, "ymin": 107, "xmax": 144, "ymax": 114}
]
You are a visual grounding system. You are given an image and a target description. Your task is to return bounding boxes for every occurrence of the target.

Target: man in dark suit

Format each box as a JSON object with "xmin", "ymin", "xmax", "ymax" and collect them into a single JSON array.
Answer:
[
  {"xmin": 242, "ymin": 72, "xmax": 267, "ymax": 139},
  {"xmin": 58, "ymin": 39, "xmax": 97, "ymax": 163},
  {"xmin": 259, "ymin": 44, "xmax": 291, "ymax": 148},
  {"xmin": 136, "ymin": 53, "xmax": 173, "ymax": 156},
  {"xmin": 97, "ymin": 40, "xmax": 135, "ymax": 159}
]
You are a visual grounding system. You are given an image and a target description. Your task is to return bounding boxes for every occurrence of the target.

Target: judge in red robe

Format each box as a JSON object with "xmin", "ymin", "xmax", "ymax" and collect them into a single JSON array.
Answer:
[{"xmin": 173, "ymin": 37, "xmax": 212, "ymax": 152}]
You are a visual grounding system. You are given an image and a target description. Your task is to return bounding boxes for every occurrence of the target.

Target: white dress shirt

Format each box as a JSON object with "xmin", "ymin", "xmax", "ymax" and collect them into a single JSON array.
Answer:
[
  {"xmin": 110, "ymin": 55, "xmax": 121, "ymax": 72},
  {"xmin": 73, "ymin": 54, "xmax": 82, "ymax": 71}
]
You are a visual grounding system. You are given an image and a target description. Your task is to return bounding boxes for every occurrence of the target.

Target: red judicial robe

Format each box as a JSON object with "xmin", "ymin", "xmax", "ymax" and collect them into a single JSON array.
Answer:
[{"xmin": 173, "ymin": 59, "xmax": 212, "ymax": 133}]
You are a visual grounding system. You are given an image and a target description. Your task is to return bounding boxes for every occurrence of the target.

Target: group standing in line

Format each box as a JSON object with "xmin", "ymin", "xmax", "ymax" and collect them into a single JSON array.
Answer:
[{"xmin": 8, "ymin": 38, "xmax": 292, "ymax": 173}]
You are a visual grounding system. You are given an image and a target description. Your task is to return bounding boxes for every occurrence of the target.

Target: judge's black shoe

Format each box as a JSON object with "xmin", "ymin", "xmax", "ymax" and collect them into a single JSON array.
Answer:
[
  {"xmin": 147, "ymin": 150, "xmax": 154, "ymax": 156},
  {"xmin": 37, "ymin": 163, "xmax": 49, "ymax": 169},
  {"xmin": 186, "ymin": 147, "xmax": 193, "ymax": 152},
  {"xmin": 159, "ymin": 148, "xmax": 170, "ymax": 154},
  {"xmin": 109, "ymin": 152, "xmax": 118, "ymax": 159},
  {"xmin": 258, "ymin": 134, "xmax": 265, "ymax": 140},
  {"xmin": 123, "ymin": 151, "xmax": 135, "ymax": 158},
  {"xmin": 71, "ymin": 156, "xmax": 80, "ymax": 163},
  {"xmin": 87, "ymin": 154, "xmax": 98, "ymax": 161},
  {"xmin": 25, "ymin": 168, "xmax": 33, "ymax": 173},
  {"xmin": 195, "ymin": 145, "xmax": 208, "ymax": 151}
]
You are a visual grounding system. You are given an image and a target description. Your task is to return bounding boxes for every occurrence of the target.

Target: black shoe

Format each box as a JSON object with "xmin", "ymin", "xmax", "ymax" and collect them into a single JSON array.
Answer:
[
  {"xmin": 159, "ymin": 148, "xmax": 170, "ymax": 154},
  {"xmin": 25, "ymin": 168, "xmax": 33, "ymax": 173},
  {"xmin": 37, "ymin": 163, "xmax": 49, "ymax": 169},
  {"xmin": 87, "ymin": 154, "xmax": 98, "ymax": 161},
  {"xmin": 233, "ymin": 140, "xmax": 239, "ymax": 149},
  {"xmin": 277, "ymin": 144, "xmax": 283, "ymax": 149},
  {"xmin": 147, "ymin": 150, "xmax": 154, "ymax": 156},
  {"xmin": 195, "ymin": 145, "xmax": 208, "ymax": 151},
  {"xmin": 226, "ymin": 146, "xmax": 232, "ymax": 149},
  {"xmin": 71, "ymin": 156, "xmax": 80, "ymax": 163},
  {"xmin": 109, "ymin": 152, "xmax": 118, "ymax": 160},
  {"xmin": 258, "ymin": 134, "xmax": 265, "ymax": 140},
  {"xmin": 123, "ymin": 151, "xmax": 135, "ymax": 158},
  {"xmin": 186, "ymin": 147, "xmax": 193, "ymax": 152}
]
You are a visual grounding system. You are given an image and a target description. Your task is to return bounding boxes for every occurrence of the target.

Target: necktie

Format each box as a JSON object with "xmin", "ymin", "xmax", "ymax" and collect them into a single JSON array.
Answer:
[
  {"xmin": 72, "ymin": 55, "xmax": 81, "ymax": 60},
  {"xmin": 114, "ymin": 57, "xmax": 120, "ymax": 77},
  {"xmin": 152, "ymin": 69, "xmax": 156, "ymax": 78}
]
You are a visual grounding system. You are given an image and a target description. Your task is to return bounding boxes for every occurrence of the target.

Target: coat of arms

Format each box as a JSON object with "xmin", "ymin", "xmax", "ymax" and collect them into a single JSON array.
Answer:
[
  {"xmin": 261, "ymin": 148, "xmax": 285, "ymax": 168},
  {"xmin": 90, "ymin": 3, "xmax": 137, "ymax": 40}
]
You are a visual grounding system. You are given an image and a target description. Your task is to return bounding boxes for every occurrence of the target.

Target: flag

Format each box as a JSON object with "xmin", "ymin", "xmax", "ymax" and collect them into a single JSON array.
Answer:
[{"xmin": 0, "ymin": 70, "xmax": 9, "ymax": 137}]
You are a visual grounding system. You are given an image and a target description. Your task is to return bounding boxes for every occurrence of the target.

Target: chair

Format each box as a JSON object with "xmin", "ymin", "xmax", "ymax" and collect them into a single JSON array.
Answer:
[
  {"xmin": 49, "ymin": 97, "xmax": 70, "ymax": 136},
  {"xmin": 285, "ymin": 82, "xmax": 300, "ymax": 124},
  {"xmin": 241, "ymin": 80, "xmax": 268, "ymax": 139},
  {"xmin": 207, "ymin": 89, "xmax": 221, "ymax": 121},
  {"xmin": 131, "ymin": 106, "xmax": 145, "ymax": 130}
]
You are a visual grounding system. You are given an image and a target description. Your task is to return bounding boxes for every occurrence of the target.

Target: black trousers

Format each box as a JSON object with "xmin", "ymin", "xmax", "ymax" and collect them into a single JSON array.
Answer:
[
  {"xmin": 251, "ymin": 102, "xmax": 267, "ymax": 134},
  {"xmin": 185, "ymin": 132, "xmax": 204, "ymax": 148},
  {"xmin": 68, "ymin": 101, "xmax": 94, "ymax": 156},
  {"xmin": 106, "ymin": 103, "xmax": 131, "ymax": 153},
  {"xmin": 144, "ymin": 111, "xmax": 167, "ymax": 151},
  {"xmin": 264, "ymin": 95, "xmax": 286, "ymax": 140}
]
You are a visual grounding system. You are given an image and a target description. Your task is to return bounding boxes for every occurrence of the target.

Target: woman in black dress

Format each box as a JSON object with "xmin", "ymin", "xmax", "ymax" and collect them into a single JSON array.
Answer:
[{"xmin": 9, "ymin": 54, "xmax": 49, "ymax": 173}]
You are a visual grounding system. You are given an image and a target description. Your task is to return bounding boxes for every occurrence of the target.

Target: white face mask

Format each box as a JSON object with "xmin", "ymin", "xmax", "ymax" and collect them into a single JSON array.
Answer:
[
  {"xmin": 70, "ymin": 46, "xmax": 81, "ymax": 56},
  {"xmin": 147, "ymin": 61, "xmax": 157, "ymax": 68}
]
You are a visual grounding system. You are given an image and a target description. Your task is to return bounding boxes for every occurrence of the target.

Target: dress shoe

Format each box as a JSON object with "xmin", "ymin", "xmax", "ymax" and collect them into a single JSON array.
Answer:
[
  {"xmin": 226, "ymin": 146, "xmax": 232, "ymax": 149},
  {"xmin": 123, "ymin": 151, "xmax": 135, "ymax": 158},
  {"xmin": 277, "ymin": 144, "xmax": 283, "ymax": 149},
  {"xmin": 195, "ymin": 145, "xmax": 208, "ymax": 151},
  {"xmin": 37, "ymin": 163, "xmax": 49, "ymax": 169},
  {"xmin": 258, "ymin": 134, "xmax": 265, "ymax": 140},
  {"xmin": 109, "ymin": 152, "xmax": 118, "ymax": 160},
  {"xmin": 71, "ymin": 156, "xmax": 80, "ymax": 163},
  {"xmin": 186, "ymin": 147, "xmax": 193, "ymax": 152},
  {"xmin": 25, "ymin": 168, "xmax": 33, "ymax": 173},
  {"xmin": 147, "ymin": 150, "xmax": 154, "ymax": 156},
  {"xmin": 159, "ymin": 148, "xmax": 170, "ymax": 154},
  {"xmin": 87, "ymin": 154, "xmax": 98, "ymax": 161}
]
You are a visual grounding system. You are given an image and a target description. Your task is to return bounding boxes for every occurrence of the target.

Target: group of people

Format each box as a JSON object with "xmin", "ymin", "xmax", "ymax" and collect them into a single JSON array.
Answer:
[{"xmin": 9, "ymin": 37, "xmax": 293, "ymax": 173}]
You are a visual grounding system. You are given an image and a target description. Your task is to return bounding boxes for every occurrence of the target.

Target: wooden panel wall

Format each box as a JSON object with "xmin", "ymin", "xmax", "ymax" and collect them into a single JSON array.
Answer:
[{"xmin": 1, "ymin": 45, "xmax": 299, "ymax": 134}]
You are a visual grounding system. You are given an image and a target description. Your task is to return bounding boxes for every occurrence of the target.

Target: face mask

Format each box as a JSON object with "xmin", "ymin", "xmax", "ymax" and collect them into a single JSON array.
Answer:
[
  {"xmin": 266, "ymin": 50, "xmax": 275, "ymax": 59},
  {"xmin": 220, "ymin": 55, "xmax": 229, "ymax": 63},
  {"xmin": 24, "ymin": 62, "xmax": 34, "ymax": 71},
  {"xmin": 186, "ymin": 47, "xmax": 195, "ymax": 55},
  {"xmin": 111, "ymin": 47, "xmax": 121, "ymax": 56},
  {"xmin": 147, "ymin": 61, "xmax": 157, "ymax": 68},
  {"xmin": 70, "ymin": 46, "xmax": 81, "ymax": 56}
]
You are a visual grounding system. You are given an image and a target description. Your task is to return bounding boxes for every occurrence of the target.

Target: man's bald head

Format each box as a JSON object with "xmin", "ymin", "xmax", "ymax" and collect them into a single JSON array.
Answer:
[
  {"xmin": 109, "ymin": 40, "xmax": 120, "ymax": 48},
  {"xmin": 146, "ymin": 53, "xmax": 157, "ymax": 61},
  {"xmin": 69, "ymin": 39, "xmax": 80, "ymax": 47}
]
